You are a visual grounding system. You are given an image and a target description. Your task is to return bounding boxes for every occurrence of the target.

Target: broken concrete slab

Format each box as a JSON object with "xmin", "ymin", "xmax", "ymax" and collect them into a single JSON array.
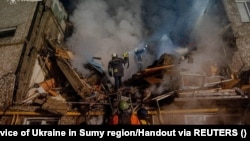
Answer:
[{"xmin": 41, "ymin": 96, "xmax": 68, "ymax": 116}]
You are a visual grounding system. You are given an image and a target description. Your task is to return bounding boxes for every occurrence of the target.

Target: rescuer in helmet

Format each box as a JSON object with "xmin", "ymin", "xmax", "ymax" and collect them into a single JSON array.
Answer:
[
  {"xmin": 137, "ymin": 107, "xmax": 150, "ymax": 125},
  {"xmin": 119, "ymin": 100, "xmax": 141, "ymax": 125},
  {"xmin": 134, "ymin": 43, "xmax": 148, "ymax": 71},
  {"xmin": 110, "ymin": 100, "xmax": 141, "ymax": 125},
  {"xmin": 108, "ymin": 52, "xmax": 129, "ymax": 92},
  {"xmin": 110, "ymin": 100, "xmax": 130, "ymax": 125},
  {"xmin": 119, "ymin": 100, "xmax": 129, "ymax": 111}
]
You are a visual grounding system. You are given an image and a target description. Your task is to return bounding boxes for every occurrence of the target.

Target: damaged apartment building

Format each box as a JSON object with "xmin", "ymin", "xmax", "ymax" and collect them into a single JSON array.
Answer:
[{"xmin": 0, "ymin": 0, "xmax": 250, "ymax": 125}]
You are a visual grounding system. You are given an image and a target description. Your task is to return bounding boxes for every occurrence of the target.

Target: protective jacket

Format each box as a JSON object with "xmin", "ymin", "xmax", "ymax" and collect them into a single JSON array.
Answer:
[
  {"xmin": 108, "ymin": 57, "xmax": 128, "ymax": 77},
  {"xmin": 111, "ymin": 113, "xmax": 140, "ymax": 125}
]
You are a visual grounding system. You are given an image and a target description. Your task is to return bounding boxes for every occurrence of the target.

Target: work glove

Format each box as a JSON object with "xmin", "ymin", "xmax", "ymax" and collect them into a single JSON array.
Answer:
[{"xmin": 123, "ymin": 52, "xmax": 129, "ymax": 58}]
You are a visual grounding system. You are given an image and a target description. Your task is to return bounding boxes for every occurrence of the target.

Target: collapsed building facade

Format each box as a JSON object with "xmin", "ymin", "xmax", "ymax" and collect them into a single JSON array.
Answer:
[{"xmin": 0, "ymin": 0, "xmax": 250, "ymax": 125}]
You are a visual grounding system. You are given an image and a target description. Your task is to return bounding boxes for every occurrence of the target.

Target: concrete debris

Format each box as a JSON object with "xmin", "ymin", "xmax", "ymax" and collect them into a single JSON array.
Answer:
[
  {"xmin": 41, "ymin": 96, "xmax": 68, "ymax": 116},
  {"xmin": 21, "ymin": 43, "xmax": 250, "ymax": 124},
  {"xmin": 86, "ymin": 115, "xmax": 104, "ymax": 125}
]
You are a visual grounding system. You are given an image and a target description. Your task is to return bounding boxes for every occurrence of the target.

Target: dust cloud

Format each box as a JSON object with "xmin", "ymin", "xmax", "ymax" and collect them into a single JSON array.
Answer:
[
  {"xmin": 65, "ymin": 0, "xmax": 148, "ymax": 81},
  {"xmin": 64, "ymin": 0, "xmax": 231, "ymax": 89}
]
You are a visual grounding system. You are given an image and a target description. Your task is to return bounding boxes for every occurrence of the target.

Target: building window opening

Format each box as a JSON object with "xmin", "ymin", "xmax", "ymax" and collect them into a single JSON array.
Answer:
[
  {"xmin": 236, "ymin": 0, "xmax": 250, "ymax": 22},
  {"xmin": 0, "ymin": 27, "xmax": 16, "ymax": 38},
  {"xmin": 23, "ymin": 117, "xmax": 59, "ymax": 125}
]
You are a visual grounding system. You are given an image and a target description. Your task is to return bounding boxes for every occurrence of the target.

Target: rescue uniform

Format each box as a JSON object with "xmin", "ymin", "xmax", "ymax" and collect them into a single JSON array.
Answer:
[
  {"xmin": 111, "ymin": 113, "xmax": 140, "ymax": 125},
  {"xmin": 134, "ymin": 47, "xmax": 147, "ymax": 71},
  {"xmin": 108, "ymin": 56, "xmax": 128, "ymax": 91}
]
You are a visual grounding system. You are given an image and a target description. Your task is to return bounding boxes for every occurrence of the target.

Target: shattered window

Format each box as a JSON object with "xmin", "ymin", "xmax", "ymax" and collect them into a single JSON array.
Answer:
[
  {"xmin": 236, "ymin": 0, "xmax": 250, "ymax": 22},
  {"xmin": 23, "ymin": 117, "xmax": 59, "ymax": 125}
]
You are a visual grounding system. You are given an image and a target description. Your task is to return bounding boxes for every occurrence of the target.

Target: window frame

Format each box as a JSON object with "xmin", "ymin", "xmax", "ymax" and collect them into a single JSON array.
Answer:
[
  {"xmin": 236, "ymin": 0, "xmax": 250, "ymax": 22},
  {"xmin": 23, "ymin": 117, "xmax": 59, "ymax": 125},
  {"xmin": 0, "ymin": 27, "xmax": 16, "ymax": 38}
]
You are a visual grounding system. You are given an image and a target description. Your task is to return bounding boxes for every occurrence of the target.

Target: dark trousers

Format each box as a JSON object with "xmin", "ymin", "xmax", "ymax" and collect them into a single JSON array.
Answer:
[{"xmin": 114, "ymin": 76, "xmax": 122, "ymax": 91}]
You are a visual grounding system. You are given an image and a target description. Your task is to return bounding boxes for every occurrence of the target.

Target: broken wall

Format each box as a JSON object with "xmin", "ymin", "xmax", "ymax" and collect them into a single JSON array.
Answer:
[
  {"xmin": 223, "ymin": 0, "xmax": 250, "ymax": 73},
  {"xmin": 15, "ymin": 0, "xmax": 68, "ymax": 103},
  {"xmin": 151, "ymin": 98, "xmax": 248, "ymax": 125},
  {"xmin": 0, "ymin": 1, "xmax": 38, "ymax": 109}
]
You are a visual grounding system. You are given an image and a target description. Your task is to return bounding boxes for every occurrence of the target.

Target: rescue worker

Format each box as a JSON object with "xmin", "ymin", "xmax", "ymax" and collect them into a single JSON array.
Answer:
[
  {"xmin": 110, "ymin": 100, "xmax": 140, "ymax": 125},
  {"xmin": 117, "ymin": 100, "xmax": 131, "ymax": 124},
  {"xmin": 137, "ymin": 107, "xmax": 150, "ymax": 125},
  {"xmin": 134, "ymin": 44, "xmax": 148, "ymax": 71},
  {"xmin": 130, "ymin": 113, "xmax": 140, "ymax": 125},
  {"xmin": 108, "ymin": 53, "xmax": 129, "ymax": 92},
  {"xmin": 110, "ymin": 109, "xmax": 119, "ymax": 125}
]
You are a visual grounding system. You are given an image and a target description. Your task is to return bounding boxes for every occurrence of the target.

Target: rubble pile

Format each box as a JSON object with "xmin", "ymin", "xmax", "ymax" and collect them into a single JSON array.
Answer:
[{"xmin": 19, "ymin": 40, "xmax": 250, "ymax": 124}]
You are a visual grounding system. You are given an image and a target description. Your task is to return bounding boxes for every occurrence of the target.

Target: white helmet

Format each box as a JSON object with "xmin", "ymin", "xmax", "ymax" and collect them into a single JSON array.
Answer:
[{"xmin": 112, "ymin": 53, "xmax": 117, "ymax": 58}]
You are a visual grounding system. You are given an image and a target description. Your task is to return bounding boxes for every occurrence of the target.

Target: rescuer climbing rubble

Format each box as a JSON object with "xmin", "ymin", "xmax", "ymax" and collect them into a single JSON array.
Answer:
[{"xmin": 108, "ymin": 52, "xmax": 129, "ymax": 92}]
